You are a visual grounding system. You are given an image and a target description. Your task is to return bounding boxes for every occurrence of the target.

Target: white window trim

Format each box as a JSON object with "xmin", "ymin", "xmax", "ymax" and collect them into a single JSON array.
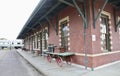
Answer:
[
  {"xmin": 59, "ymin": 16, "xmax": 70, "ymax": 51},
  {"xmin": 59, "ymin": 16, "xmax": 69, "ymax": 25},
  {"xmin": 100, "ymin": 10, "xmax": 112, "ymax": 51},
  {"xmin": 118, "ymin": 16, "xmax": 120, "ymax": 22},
  {"xmin": 101, "ymin": 10, "xmax": 111, "ymax": 19}
]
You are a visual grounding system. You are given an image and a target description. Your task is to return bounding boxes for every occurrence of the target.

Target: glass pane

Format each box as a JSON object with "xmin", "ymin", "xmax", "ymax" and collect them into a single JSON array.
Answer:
[
  {"xmin": 61, "ymin": 22, "xmax": 69, "ymax": 51},
  {"xmin": 101, "ymin": 15, "xmax": 111, "ymax": 51}
]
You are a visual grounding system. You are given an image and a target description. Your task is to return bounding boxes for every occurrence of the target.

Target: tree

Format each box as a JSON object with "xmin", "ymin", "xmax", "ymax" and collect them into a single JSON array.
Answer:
[{"xmin": 0, "ymin": 38, "xmax": 7, "ymax": 40}]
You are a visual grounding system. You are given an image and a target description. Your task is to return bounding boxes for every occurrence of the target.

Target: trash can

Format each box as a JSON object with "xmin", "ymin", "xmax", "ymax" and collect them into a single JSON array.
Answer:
[{"xmin": 48, "ymin": 44, "xmax": 54, "ymax": 52}]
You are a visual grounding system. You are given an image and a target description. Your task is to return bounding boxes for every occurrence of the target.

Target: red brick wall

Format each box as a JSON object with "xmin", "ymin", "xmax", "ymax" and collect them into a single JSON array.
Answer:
[
  {"xmin": 93, "ymin": 52, "xmax": 120, "ymax": 67},
  {"xmin": 48, "ymin": 22, "xmax": 59, "ymax": 47},
  {"xmin": 91, "ymin": 1, "xmax": 120, "ymax": 53},
  {"xmin": 48, "ymin": 3, "xmax": 93, "ymax": 54},
  {"xmin": 90, "ymin": 1, "xmax": 120, "ymax": 67},
  {"xmin": 47, "ymin": 1, "xmax": 120, "ymax": 68},
  {"xmin": 47, "ymin": 3, "xmax": 93, "ymax": 67},
  {"xmin": 25, "ymin": 0, "xmax": 120, "ymax": 68},
  {"xmin": 73, "ymin": 55, "xmax": 93, "ymax": 68}
]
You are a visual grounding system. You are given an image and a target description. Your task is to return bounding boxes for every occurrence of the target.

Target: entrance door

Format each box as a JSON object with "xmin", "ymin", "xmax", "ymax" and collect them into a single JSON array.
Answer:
[{"xmin": 101, "ymin": 14, "xmax": 111, "ymax": 51}]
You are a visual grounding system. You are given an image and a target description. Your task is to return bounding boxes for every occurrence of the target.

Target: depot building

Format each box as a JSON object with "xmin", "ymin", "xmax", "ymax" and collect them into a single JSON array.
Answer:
[{"xmin": 17, "ymin": 0, "xmax": 120, "ymax": 70}]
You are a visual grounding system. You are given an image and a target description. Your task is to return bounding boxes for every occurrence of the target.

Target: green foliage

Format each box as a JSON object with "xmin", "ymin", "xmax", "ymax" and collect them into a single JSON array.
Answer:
[{"xmin": 0, "ymin": 38, "xmax": 7, "ymax": 40}]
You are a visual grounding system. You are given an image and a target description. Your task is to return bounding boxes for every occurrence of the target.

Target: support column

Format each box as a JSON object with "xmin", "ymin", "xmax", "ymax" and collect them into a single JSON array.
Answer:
[
  {"xmin": 72, "ymin": 0, "xmax": 88, "ymax": 69},
  {"xmin": 92, "ymin": 0, "xmax": 108, "ymax": 28}
]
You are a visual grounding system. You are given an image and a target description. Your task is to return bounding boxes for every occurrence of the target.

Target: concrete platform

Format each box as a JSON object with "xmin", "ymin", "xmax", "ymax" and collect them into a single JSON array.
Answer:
[{"xmin": 17, "ymin": 50, "xmax": 120, "ymax": 76}]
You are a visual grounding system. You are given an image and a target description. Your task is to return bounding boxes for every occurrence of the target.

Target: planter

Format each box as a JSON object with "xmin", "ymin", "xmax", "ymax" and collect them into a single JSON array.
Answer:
[{"xmin": 59, "ymin": 47, "xmax": 65, "ymax": 53}]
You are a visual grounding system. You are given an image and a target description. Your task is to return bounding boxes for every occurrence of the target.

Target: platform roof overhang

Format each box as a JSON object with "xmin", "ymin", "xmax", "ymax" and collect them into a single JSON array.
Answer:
[
  {"xmin": 109, "ymin": 0, "xmax": 120, "ymax": 8},
  {"xmin": 17, "ymin": 0, "xmax": 120, "ymax": 39}
]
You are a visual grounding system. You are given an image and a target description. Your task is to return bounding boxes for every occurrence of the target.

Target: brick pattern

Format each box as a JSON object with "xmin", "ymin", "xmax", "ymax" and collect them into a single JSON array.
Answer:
[
  {"xmin": 93, "ymin": 52, "xmax": 120, "ymax": 67},
  {"xmin": 23, "ymin": 2, "xmax": 120, "ymax": 68}
]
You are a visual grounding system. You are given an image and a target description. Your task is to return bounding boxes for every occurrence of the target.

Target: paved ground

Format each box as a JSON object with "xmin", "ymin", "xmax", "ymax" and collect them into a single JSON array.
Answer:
[
  {"xmin": 82, "ymin": 62, "xmax": 120, "ymax": 76},
  {"xmin": 17, "ymin": 50, "xmax": 90, "ymax": 76},
  {"xmin": 17, "ymin": 49, "xmax": 120, "ymax": 76},
  {"xmin": 0, "ymin": 50, "xmax": 43, "ymax": 76}
]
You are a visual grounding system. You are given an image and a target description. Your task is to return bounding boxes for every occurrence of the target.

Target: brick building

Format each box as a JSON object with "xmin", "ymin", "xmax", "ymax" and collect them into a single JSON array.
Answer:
[{"xmin": 17, "ymin": 0, "xmax": 120, "ymax": 70}]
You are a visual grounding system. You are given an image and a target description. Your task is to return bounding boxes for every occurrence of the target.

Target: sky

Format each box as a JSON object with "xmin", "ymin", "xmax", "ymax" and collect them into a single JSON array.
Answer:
[{"xmin": 0, "ymin": 0, "xmax": 40, "ymax": 40}]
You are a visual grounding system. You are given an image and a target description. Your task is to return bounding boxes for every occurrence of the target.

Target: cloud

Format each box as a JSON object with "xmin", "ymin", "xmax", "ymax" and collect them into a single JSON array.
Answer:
[{"xmin": 0, "ymin": 0, "xmax": 40, "ymax": 40}]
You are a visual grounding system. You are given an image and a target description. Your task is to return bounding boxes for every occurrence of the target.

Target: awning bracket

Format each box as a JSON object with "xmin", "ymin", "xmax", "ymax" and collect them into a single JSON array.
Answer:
[
  {"xmin": 72, "ymin": 0, "xmax": 88, "ymax": 69},
  {"xmin": 58, "ymin": 0, "xmax": 74, "ymax": 7},
  {"xmin": 72, "ymin": 0, "xmax": 87, "ymax": 27},
  {"xmin": 26, "ymin": 26, "xmax": 36, "ymax": 31},
  {"xmin": 114, "ymin": 8, "xmax": 120, "ymax": 32},
  {"xmin": 92, "ymin": 0, "xmax": 108, "ymax": 28},
  {"xmin": 45, "ymin": 17, "xmax": 58, "ymax": 35}
]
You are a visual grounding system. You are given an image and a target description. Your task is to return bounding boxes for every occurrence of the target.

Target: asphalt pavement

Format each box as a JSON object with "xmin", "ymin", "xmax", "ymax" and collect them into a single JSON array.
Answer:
[{"xmin": 0, "ymin": 50, "xmax": 43, "ymax": 76}]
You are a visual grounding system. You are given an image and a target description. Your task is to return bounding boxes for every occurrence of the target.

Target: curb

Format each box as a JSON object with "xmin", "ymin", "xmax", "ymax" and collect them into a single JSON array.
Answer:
[{"xmin": 17, "ymin": 51, "xmax": 47, "ymax": 76}]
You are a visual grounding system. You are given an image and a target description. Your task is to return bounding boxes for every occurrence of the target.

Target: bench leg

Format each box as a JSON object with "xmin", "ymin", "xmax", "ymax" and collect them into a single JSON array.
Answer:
[
  {"xmin": 66, "ymin": 56, "xmax": 72, "ymax": 65},
  {"xmin": 46, "ymin": 54, "xmax": 52, "ymax": 63},
  {"xmin": 55, "ymin": 57, "xmax": 63, "ymax": 67}
]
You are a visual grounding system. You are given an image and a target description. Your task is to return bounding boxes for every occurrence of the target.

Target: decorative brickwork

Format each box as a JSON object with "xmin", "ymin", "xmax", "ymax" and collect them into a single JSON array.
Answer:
[
  {"xmin": 59, "ymin": 16, "xmax": 70, "ymax": 51},
  {"xmin": 100, "ymin": 11, "xmax": 112, "ymax": 52}
]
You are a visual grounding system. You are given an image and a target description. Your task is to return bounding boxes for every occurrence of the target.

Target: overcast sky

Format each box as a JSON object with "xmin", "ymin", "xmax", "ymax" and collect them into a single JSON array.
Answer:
[{"xmin": 0, "ymin": 0, "xmax": 40, "ymax": 40}]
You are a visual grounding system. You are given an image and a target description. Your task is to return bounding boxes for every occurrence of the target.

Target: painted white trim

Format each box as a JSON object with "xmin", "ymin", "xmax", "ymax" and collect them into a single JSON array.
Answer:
[
  {"xmin": 75, "ymin": 50, "xmax": 120, "ymax": 57},
  {"xmin": 59, "ymin": 43, "xmax": 61, "ymax": 46},
  {"xmin": 59, "ymin": 16, "xmax": 70, "ymax": 50},
  {"xmin": 110, "ymin": 31, "xmax": 112, "ymax": 34},
  {"xmin": 101, "ymin": 47, "xmax": 103, "ymax": 51},
  {"xmin": 94, "ymin": 60, "xmax": 120, "ymax": 70},
  {"xmin": 59, "ymin": 39, "xmax": 61, "ymax": 42},
  {"xmin": 68, "ymin": 37, "xmax": 70, "ymax": 40},
  {"xmin": 99, "ymin": 18, "xmax": 101, "ymax": 21},
  {"xmin": 111, "ymin": 46, "xmax": 113, "ymax": 50},
  {"xmin": 109, "ymin": 25, "xmax": 112, "ymax": 29},
  {"xmin": 59, "ymin": 16, "xmax": 69, "ymax": 25},
  {"xmin": 68, "ymin": 42, "xmax": 70, "ymax": 46},
  {"xmin": 118, "ymin": 16, "xmax": 120, "ymax": 21},
  {"xmin": 33, "ymin": 49, "xmax": 40, "ymax": 50},
  {"xmin": 100, "ymin": 10, "xmax": 112, "ymax": 52},
  {"xmin": 109, "ymin": 21, "xmax": 111, "ymax": 24},
  {"xmin": 68, "ymin": 47, "xmax": 70, "ymax": 50},
  {"xmin": 71, "ymin": 60, "xmax": 120, "ymax": 71},
  {"xmin": 59, "ymin": 34, "xmax": 61, "ymax": 37},
  {"xmin": 110, "ymin": 41, "xmax": 112, "ymax": 44},
  {"xmin": 71, "ymin": 63, "xmax": 91, "ymax": 70},
  {"xmin": 45, "ymin": 26, "xmax": 48, "ymax": 30},
  {"xmin": 36, "ymin": 32, "xmax": 39, "ymax": 34},
  {"xmin": 100, "ymin": 41, "xmax": 103, "ymax": 45},
  {"xmin": 101, "ymin": 10, "xmax": 111, "ymax": 19}
]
